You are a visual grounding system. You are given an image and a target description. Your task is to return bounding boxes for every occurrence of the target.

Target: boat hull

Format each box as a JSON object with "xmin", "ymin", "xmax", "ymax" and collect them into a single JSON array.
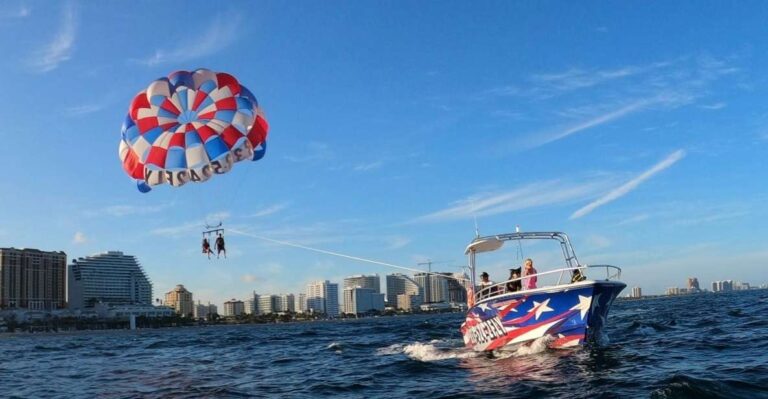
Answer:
[{"xmin": 460, "ymin": 280, "xmax": 626, "ymax": 351}]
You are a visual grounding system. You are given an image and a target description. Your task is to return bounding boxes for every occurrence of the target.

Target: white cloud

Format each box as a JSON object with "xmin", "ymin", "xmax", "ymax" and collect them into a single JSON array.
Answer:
[
  {"xmin": 137, "ymin": 14, "xmax": 239, "ymax": 66},
  {"xmin": 151, "ymin": 222, "xmax": 201, "ymax": 237},
  {"xmin": 85, "ymin": 204, "xmax": 169, "ymax": 217},
  {"xmin": 353, "ymin": 161, "xmax": 384, "ymax": 172},
  {"xmin": 616, "ymin": 213, "xmax": 650, "ymax": 226},
  {"xmin": 585, "ymin": 234, "xmax": 611, "ymax": 249},
  {"xmin": 700, "ymin": 102, "xmax": 727, "ymax": 110},
  {"xmin": 386, "ymin": 236, "xmax": 411, "ymax": 249},
  {"xmin": 30, "ymin": 4, "xmax": 75, "ymax": 73},
  {"xmin": 248, "ymin": 203, "xmax": 288, "ymax": 218},
  {"xmin": 412, "ymin": 179, "xmax": 611, "ymax": 223},
  {"xmin": 531, "ymin": 65, "xmax": 645, "ymax": 92},
  {"xmin": 283, "ymin": 142, "xmax": 333, "ymax": 163},
  {"xmin": 521, "ymin": 99, "xmax": 650, "ymax": 149},
  {"xmin": 72, "ymin": 231, "xmax": 87, "ymax": 244},
  {"xmin": 241, "ymin": 274, "xmax": 258, "ymax": 283},
  {"xmin": 672, "ymin": 210, "xmax": 749, "ymax": 226},
  {"xmin": 1, "ymin": 6, "xmax": 31, "ymax": 19},
  {"xmin": 63, "ymin": 104, "xmax": 104, "ymax": 117},
  {"xmin": 570, "ymin": 150, "xmax": 686, "ymax": 219}
]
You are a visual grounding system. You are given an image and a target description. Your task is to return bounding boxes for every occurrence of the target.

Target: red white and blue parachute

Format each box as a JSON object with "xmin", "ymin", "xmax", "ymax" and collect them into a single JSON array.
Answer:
[{"xmin": 119, "ymin": 69, "xmax": 269, "ymax": 192}]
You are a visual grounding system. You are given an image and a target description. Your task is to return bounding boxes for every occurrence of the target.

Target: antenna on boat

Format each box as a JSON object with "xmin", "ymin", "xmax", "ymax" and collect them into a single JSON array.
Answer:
[
  {"xmin": 472, "ymin": 199, "xmax": 480, "ymax": 238},
  {"xmin": 515, "ymin": 225, "xmax": 524, "ymax": 260}
]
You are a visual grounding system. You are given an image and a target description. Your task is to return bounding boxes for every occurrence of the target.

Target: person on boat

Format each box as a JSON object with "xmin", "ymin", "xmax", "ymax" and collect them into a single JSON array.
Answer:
[
  {"xmin": 506, "ymin": 267, "xmax": 522, "ymax": 292},
  {"xmin": 522, "ymin": 258, "xmax": 538, "ymax": 289},
  {"xmin": 202, "ymin": 238, "xmax": 212, "ymax": 259},
  {"xmin": 478, "ymin": 272, "xmax": 494, "ymax": 293},
  {"xmin": 215, "ymin": 233, "xmax": 226, "ymax": 259},
  {"xmin": 571, "ymin": 268, "xmax": 586, "ymax": 283}
]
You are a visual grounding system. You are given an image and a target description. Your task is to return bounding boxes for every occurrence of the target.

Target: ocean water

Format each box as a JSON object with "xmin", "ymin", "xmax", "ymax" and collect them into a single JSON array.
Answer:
[{"xmin": 1, "ymin": 290, "xmax": 767, "ymax": 398}]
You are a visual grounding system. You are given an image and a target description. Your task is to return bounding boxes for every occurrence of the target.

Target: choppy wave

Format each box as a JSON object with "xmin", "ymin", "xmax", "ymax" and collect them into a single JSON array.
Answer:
[{"xmin": 2, "ymin": 290, "xmax": 767, "ymax": 398}]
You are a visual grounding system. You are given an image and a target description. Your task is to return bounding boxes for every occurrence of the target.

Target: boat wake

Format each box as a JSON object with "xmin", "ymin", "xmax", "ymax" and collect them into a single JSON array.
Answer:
[
  {"xmin": 377, "ymin": 339, "xmax": 478, "ymax": 361},
  {"xmin": 378, "ymin": 335, "xmax": 558, "ymax": 362},
  {"xmin": 496, "ymin": 335, "xmax": 554, "ymax": 358}
]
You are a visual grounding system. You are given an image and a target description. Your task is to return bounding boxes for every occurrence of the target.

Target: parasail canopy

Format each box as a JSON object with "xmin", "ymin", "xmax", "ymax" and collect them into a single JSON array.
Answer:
[{"xmin": 118, "ymin": 69, "xmax": 269, "ymax": 192}]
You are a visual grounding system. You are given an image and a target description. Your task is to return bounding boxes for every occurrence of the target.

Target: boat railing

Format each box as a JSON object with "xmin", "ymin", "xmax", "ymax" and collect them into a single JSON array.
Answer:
[{"xmin": 474, "ymin": 264, "xmax": 622, "ymax": 303}]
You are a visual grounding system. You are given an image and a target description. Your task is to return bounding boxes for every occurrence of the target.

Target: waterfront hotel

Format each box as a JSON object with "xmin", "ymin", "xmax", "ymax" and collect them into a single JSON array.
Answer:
[
  {"xmin": 68, "ymin": 251, "xmax": 153, "ymax": 309},
  {"xmin": 0, "ymin": 248, "xmax": 67, "ymax": 310}
]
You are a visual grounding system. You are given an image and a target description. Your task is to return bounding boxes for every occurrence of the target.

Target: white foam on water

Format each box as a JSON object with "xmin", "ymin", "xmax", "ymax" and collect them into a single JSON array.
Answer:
[
  {"xmin": 377, "ymin": 339, "xmax": 478, "ymax": 362},
  {"xmin": 402, "ymin": 342, "xmax": 478, "ymax": 362},
  {"xmin": 376, "ymin": 343, "xmax": 406, "ymax": 356},
  {"xmin": 494, "ymin": 335, "xmax": 555, "ymax": 359}
]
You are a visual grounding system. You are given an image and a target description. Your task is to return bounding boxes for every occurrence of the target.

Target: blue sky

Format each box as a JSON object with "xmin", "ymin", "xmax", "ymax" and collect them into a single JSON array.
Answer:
[{"xmin": 1, "ymin": 1, "xmax": 766, "ymax": 304}]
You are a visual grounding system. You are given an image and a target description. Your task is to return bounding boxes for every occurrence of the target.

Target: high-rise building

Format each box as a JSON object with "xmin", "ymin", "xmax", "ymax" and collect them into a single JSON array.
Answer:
[
  {"xmin": 442, "ymin": 272, "xmax": 469, "ymax": 303},
  {"xmin": 386, "ymin": 273, "xmax": 422, "ymax": 309},
  {"xmin": 414, "ymin": 272, "xmax": 451, "ymax": 303},
  {"xmin": 712, "ymin": 280, "xmax": 734, "ymax": 292},
  {"xmin": 258, "ymin": 295, "xmax": 280, "ymax": 314},
  {"xmin": 0, "ymin": 248, "xmax": 66, "ymax": 310},
  {"xmin": 397, "ymin": 293, "xmax": 422, "ymax": 311},
  {"xmin": 306, "ymin": 280, "xmax": 339, "ymax": 317},
  {"xmin": 245, "ymin": 291, "xmax": 259, "ymax": 315},
  {"xmin": 343, "ymin": 274, "xmax": 381, "ymax": 293},
  {"xmin": 68, "ymin": 251, "xmax": 152, "ymax": 310},
  {"xmin": 164, "ymin": 284, "xmax": 194, "ymax": 317},
  {"xmin": 223, "ymin": 299, "xmax": 244, "ymax": 316},
  {"xmin": 295, "ymin": 293, "xmax": 307, "ymax": 313},
  {"xmin": 194, "ymin": 301, "xmax": 217, "ymax": 319},
  {"xmin": 280, "ymin": 294, "xmax": 295, "ymax": 312},
  {"xmin": 343, "ymin": 287, "xmax": 385, "ymax": 315},
  {"xmin": 631, "ymin": 287, "xmax": 642, "ymax": 298},
  {"xmin": 687, "ymin": 277, "xmax": 701, "ymax": 292}
]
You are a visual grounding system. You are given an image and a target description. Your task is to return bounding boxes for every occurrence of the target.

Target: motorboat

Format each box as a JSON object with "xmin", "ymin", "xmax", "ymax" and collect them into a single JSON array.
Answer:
[{"xmin": 460, "ymin": 231, "xmax": 625, "ymax": 351}]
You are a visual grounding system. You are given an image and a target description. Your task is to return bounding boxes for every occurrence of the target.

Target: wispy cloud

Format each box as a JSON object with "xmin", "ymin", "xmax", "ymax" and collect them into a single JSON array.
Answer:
[
  {"xmin": 672, "ymin": 210, "xmax": 749, "ymax": 227},
  {"xmin": 353, "ymin": 161, "xmax": 383, "ymax": 172},
  {"xmin": 151, "ymin": 211, "xmax": 231, "ymax": 237},
  {"xmin": 248, "ymin": 203, "xmax": 288, "ymax": 218},
  {"xmin": 412, "ymin": 179, "xmax": 611, "ymax": 223},
  {"xmin": 72, "ymin": 231, "xmax": 87, "ymax": 244},
  {"xmin": 385, "ymin": 236, "xmax": 411, "ymax": 249},
  {"xmin": 63, "ymin": 104, "xmax": 104, "ymax": 117},
  {"xmin": 570, "ymin": 150, "xmax": 686, "ymax": 219},
  {"xmin": 283, "ymin": 142, "xmax": 333, "ymax": 163},
  {"xmin": 137, "ymin": 14, "xmax": 240, "ymax": 66},
  {"xmin": 151, "ymin": 222, "xmax": 202, "ymax": 237},
  {"xmin": 85, "ymin": 204, "xmax": 169, "ymax": 218},
  {"xmin": 520, "ymin": 99, "xmax": 650, "ymax": 149},
  {"xmin": 241, "ymin": 274, "xmax": 258, "ymax": 283},
  {"xmin": 700, "ymin": 102, "xmax": 727, "ymax": 110},
  {"xmin": 531, "ymin": 65, "xmax": 647, "ymax": 93},
  {"xmin": 30, "ymin": 4, "xmax": 76, "ymax": 73},
  {"xmin": 483, "ymin": 60, "xmax": 674, "ymax": 101},
  {"xmin": 1, "ymin": 5, "xmax": 31, "ymax": 19},
  {"xmin": 488, "ymin": 55, "xmax": 740, "ymax": 152},
  {"xmin": 616, "ymin": 213, "xmax": 650, "ymax": 226}
]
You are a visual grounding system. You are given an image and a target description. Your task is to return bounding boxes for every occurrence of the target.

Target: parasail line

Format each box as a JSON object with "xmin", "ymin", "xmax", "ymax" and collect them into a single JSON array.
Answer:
[{"xmin": 228, "ymin": 228, "xmax": 469, "ymax": 282}]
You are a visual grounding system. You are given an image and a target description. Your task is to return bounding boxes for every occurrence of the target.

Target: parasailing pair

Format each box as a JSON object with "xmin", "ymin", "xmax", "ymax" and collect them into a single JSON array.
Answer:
[{"xmin": 117, "ymin": 69, "xmax": 269, "ymax": 258}]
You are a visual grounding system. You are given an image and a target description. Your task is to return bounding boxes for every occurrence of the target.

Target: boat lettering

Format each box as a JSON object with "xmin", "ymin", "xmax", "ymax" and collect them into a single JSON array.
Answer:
[{"xmin": 469, "ymin": 316, "xmax": 507, "ymax": 345}]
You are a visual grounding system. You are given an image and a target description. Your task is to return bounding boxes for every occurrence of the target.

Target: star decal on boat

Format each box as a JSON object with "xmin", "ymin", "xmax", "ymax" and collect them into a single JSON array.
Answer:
[
  {"xmin": 528, "ymin": 298, "xmax": 554, "ymax": 320},
  {"xmin": 569, "ymin": 294, "xmax": 592, "ymax": 320}
]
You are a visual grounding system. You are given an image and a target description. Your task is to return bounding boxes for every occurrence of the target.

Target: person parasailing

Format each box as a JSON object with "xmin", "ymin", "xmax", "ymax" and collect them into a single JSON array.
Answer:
[
  {"xmin": 202, "ymin": 237, "xmax": 213, "ymax": 259},
  {"xmin": 215, "ymin": 233, "xmax": 226, "ymax": 259}
]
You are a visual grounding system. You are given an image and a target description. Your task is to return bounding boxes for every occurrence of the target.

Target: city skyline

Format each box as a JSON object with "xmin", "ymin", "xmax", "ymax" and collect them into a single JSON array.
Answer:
[{"xmin": 1, "ymin": 2, "xmax": 767, "ymax": 305}]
